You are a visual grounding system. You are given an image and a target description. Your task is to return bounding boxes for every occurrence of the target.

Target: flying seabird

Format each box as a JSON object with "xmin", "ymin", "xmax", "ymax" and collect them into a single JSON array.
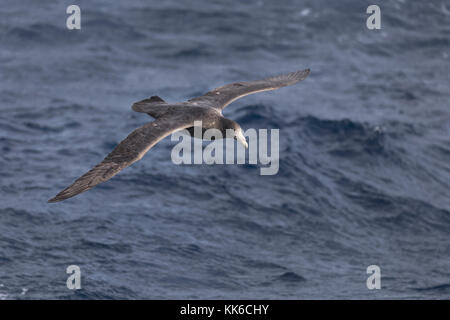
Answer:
[{"xmin": 48, "ymin": 69, "xmax": 310, "ymax": 202}]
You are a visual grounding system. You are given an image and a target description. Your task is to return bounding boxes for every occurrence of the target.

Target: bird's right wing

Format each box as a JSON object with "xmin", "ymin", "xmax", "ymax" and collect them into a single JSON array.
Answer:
[
  {"xmin": 188, "ymin": 69, "xmax": 310, "ymax": 110},
  {"xmin": 48, "ymin": 115, "xmax": 194, "ymax": 203}
]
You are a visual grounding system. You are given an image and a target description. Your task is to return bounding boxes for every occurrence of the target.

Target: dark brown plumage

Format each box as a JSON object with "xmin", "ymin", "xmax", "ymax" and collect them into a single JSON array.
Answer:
[{"xmin": 48, "ymin": 69, "xmax": 310, "ymax": 202}]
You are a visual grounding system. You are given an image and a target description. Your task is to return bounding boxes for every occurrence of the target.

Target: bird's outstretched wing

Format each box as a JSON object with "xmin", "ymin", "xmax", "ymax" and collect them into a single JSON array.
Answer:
[
  {"xmin": 48, "ymin": 115, "xmax": 193, "ymax": 203},
  {"xmin": 189, "ymin": 69, "xmax": 310, "ymax": 110}
]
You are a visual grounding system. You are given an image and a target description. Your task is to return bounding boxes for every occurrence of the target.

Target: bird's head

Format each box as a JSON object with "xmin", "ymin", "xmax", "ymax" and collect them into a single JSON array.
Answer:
[{"xmin": 220, "ymin": 118, "xmax": 248, "ymax": 149}]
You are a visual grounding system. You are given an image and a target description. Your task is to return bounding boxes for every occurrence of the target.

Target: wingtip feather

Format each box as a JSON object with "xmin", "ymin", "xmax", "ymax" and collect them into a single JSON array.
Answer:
[
  {"xmin": 294, "ymin": 68, "xmax": 310, "ymax": 80},
  {"xmin": 48, "ymin": 194, "xmax": 63, "ymax": 203},
  {"xmin": 48, "ymin": 192, "xmax": 70, "ymax": 203}
]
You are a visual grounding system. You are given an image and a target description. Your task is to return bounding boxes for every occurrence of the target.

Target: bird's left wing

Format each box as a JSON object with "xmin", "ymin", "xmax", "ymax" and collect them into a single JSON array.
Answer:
[
  {"xmin": 48, "ymin": 115, "xmax": 194, "ymax": 202},
  {"xmin": 188, "ymin": 69, "xmax": 310, "ymax": 110}
]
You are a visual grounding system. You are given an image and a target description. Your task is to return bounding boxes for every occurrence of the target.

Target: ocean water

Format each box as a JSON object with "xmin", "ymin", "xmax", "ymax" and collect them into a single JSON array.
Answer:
[{"xmin": 0, "ymin": 0, "xmax": 449, "ymax": 299}]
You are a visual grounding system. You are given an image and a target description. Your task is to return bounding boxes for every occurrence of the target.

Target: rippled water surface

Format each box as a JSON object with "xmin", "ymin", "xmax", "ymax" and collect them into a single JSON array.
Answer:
[{"xmin": 0, "ymin": 0, "xmax": 450, "ymax": 299}]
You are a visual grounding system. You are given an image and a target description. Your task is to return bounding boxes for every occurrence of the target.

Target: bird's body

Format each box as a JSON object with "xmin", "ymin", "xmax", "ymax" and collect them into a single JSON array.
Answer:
[{"xmin": 48, "ymin": 69, "xmax": 310, "ymax": 202}]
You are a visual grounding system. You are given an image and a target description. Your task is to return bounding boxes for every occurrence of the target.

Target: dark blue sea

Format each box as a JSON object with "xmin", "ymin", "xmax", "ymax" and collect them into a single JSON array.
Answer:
[{"xmin": 0, "ymin": 0, "xmax": 449, "ymax": 299}]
